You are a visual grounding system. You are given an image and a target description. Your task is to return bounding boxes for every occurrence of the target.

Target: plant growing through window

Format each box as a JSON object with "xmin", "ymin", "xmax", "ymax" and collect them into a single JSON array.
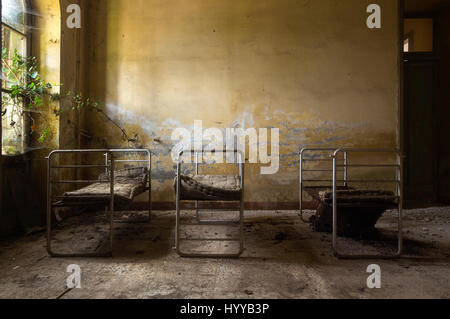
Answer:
[{"xmin": 1, "ymin": 49, "xmax": 132, "ymax": 155}]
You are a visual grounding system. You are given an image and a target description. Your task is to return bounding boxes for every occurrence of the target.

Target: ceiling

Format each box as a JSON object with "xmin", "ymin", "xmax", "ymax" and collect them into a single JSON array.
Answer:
[{"xmin": 405, "ymin": 0, "xmax": 450, "ymax": 14}]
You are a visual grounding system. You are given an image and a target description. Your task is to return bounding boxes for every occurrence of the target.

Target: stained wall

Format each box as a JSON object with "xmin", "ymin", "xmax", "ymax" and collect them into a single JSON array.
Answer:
[{"xmin": 81, "ymin": 0, "xmax": 400, "ymax": 206}]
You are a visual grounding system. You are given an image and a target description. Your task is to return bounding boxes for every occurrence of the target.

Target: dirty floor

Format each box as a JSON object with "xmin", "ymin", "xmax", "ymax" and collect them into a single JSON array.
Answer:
[{"xmin": 0, "ymin": 207, "xmax": 449, "ymax": 299}]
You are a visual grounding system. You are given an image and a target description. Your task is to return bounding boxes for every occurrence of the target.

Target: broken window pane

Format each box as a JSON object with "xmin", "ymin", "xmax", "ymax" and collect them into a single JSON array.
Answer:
[{"xmin": 2, "ymin": 0, "xmax": 27, "ymax": 34}]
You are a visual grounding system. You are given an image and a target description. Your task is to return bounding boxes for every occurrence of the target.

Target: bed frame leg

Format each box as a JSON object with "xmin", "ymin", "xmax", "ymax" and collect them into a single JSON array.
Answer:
[{"xmin": 331, "ymin": 149, "xmax": 403, "ymax": 259}]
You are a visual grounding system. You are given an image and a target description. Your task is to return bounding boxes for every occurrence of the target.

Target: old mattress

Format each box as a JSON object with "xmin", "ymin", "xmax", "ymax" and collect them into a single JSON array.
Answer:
[
  {"xmin": 317, "ymin": 189, "xmax": 398, "ymax": 206},
  {"xmin": 61, "ymin": 167, "xmax": 148, "ymax": 208},
  {"xmin": 305, "ymin": 187, "xmax": 398, "ymax": 237},
  {"xmin": 175, "ymin": 174, "xmax": 242, "ymax": 201}
]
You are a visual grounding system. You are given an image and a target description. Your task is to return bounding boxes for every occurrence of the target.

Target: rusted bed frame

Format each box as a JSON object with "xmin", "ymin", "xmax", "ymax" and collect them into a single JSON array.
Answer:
[
  {"xmin": 46, "ymin": 149, "xmax": 152, "ymax": 258},
  {"xmin": 300, "ymin": 147, "xmax": 403, "ymax": 259},
  {"xmin": 175, "ymin": 149, "xmax": 245, "ymax": 258}
]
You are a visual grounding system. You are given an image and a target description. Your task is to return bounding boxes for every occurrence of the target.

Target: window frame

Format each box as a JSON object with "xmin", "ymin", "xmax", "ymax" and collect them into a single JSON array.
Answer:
[
  {"xmin": 403, "ymin": 13, "xmax": 440, "ymax": 61},
  {"xmin": 1, "ymin": 0, "xmax": 32, "ymax": 156}
]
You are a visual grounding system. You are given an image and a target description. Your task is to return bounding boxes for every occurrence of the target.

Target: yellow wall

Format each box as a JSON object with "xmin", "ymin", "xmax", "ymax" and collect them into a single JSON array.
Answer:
[
  {"xmin": 29, "ymin": 0, "xmax": 87, "ymax": 215},
  {"xmin": 30, "ymin": 0, "xmax": 61, "ymax": 212},
  {"xmin": 84, "ymin": 0, "xmax": 400, "ymax": 204}
]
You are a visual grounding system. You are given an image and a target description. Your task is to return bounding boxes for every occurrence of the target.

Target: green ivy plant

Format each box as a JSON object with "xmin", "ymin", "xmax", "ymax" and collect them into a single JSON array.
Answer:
[{"xmin": 1, "ymin": 49, "xmax": 131, "ymax": 146}]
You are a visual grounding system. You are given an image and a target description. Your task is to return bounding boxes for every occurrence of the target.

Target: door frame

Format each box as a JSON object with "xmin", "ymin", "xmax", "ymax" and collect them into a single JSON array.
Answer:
[{"xmin": 400, "ymin": 3, "xmax": 441, "ymax": 204}]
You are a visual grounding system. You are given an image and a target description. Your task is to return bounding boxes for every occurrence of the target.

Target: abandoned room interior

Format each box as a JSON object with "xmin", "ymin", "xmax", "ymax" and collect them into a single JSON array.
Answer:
[{"xmin": 0, "ymin": 0, "xmax": 449, "ymax": 300}]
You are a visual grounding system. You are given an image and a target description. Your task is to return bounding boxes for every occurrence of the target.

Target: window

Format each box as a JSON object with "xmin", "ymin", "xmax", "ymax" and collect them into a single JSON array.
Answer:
[
  {"xmin": 403, "ymin": 31, "xmax": 414, "ymax": 53},
  {"xmin": 403, "ymin": 18, "xmax": 434, "ymax": 53},
  {"xmin": 1, "ymin": 0, "xmax": 28, "ymax": 155}
]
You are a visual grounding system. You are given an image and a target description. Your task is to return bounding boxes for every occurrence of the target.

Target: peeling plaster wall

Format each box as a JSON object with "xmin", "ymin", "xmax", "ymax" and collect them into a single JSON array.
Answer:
[{"xmin": 84, "ymin": 0, "xmax": 400, "ymax": 205}]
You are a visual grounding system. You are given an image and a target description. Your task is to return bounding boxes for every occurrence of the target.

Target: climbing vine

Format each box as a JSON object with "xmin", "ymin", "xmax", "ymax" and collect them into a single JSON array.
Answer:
[{"xmin": 1, "ymin": 49, "xmax": 131, "ymax": 152}]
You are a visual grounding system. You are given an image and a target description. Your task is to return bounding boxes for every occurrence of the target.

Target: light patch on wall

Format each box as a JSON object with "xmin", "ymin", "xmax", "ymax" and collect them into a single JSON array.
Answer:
[
  {"xmin": 84, "ymin": 0, "xmax": 399, "ymax": 203},
  {"xmin": 43, "ymin": 46, "xmax": 60, "ymax": 72}
]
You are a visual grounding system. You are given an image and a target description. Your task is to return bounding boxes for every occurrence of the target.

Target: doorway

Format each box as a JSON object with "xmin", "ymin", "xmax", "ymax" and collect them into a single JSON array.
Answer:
[{"xmin": 402, "ymin": 15, "xmax": 439, "ymax": 204}]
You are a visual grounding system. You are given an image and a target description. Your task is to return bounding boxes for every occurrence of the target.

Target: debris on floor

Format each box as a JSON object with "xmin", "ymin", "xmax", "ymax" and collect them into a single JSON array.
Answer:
[{"xmin": 0, "ymin": 208, "xmax": 449, "ymax": 299}]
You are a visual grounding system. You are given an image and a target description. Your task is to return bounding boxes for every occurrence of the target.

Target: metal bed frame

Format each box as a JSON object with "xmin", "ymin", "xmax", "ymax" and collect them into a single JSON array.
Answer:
[
  {"xmin": 175, "ymin": 149, "xmax": 245, "ymax": 258},
  {"xmin": 46, "ymin": 149, "xmax": 152, "ymax": 258},
  {"xmin": 300, "ymin": 147, "xmax": 403, "ymax": 259},
  {"xmin": 299, "ymin": 148, "xmax": 348, "ymax": 223}
]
